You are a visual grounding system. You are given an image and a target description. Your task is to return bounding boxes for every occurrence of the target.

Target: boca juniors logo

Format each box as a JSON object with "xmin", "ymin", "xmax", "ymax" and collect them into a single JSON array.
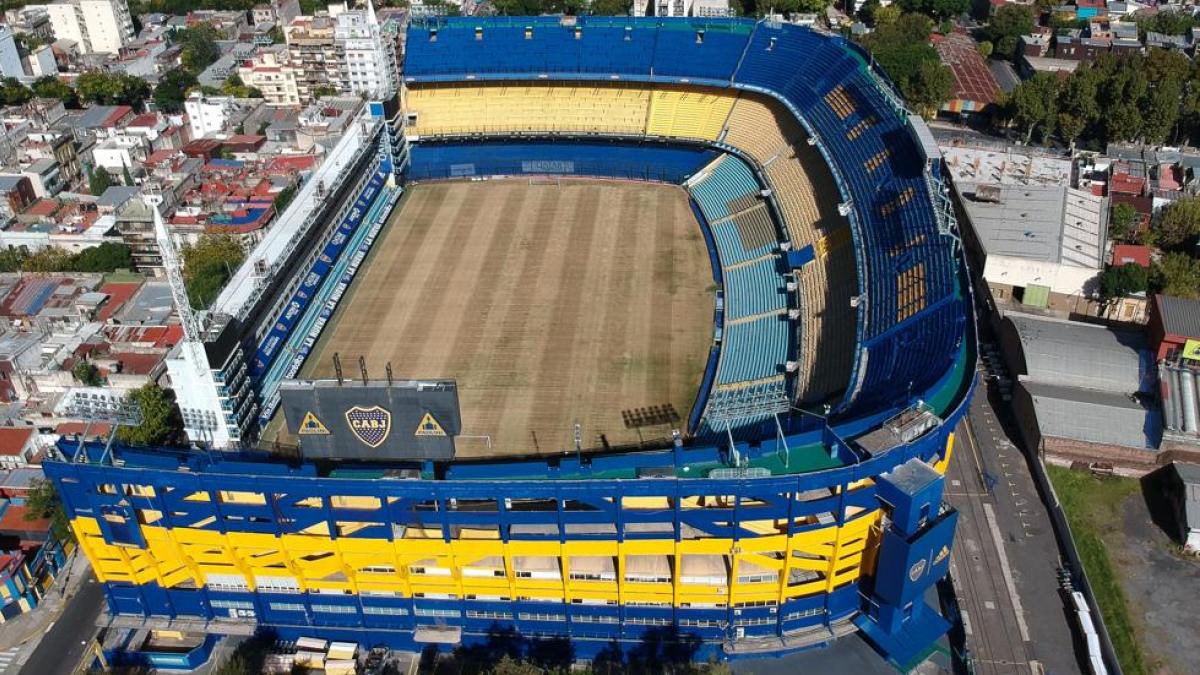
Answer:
[{"xmin": 345, "ymin": 405, "xmax": 392, "ymax": 448}]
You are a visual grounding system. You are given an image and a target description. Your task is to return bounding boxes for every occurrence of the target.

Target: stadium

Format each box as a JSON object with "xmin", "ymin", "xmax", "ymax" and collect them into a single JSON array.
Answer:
[{"xmin": 45, "ymin": 16, "xmax": 976, "ymax": 670}]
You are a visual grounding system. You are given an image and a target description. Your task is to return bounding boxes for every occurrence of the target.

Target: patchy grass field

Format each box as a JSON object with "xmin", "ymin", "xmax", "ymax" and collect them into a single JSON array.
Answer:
[
  {"xmin": 1046, "ymin": 465, "xmax": 1148, "ymax": 675},
  {"xmin": 301, "ymin": 179, "xmax": 713, "ymax": 457}
]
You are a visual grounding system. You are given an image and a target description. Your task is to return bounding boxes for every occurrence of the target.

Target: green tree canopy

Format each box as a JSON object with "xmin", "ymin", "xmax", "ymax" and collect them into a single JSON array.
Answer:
[
  {"xmin": 984, "ymin": 5, "xmax": 1035, "ymax": 60},
  {"xmin": 153, "ymin": 67, "xmax": 198, "ymax": 113},
  {"xmin": 182, "ymin": 234, "xmax": 246, "ymax": 309},
  {"xmin": 116, "ymin": 383, "xmax": 183, "ymax": 446},
  {"xmin": 76, "ymin": 71, "xmax": 151, "ymax": 110},
  {"xmin": 31, "ymin": 76, "xmax": 78, "ymax": 108},
  {"xmin": 88, "ymin": 165, "xmax": 114, "ymax": 196},
  {"xmin": 588, "ymin": 0, "xmax": 631, "ymax": 13},
  {"xmin": 73, "ymin": 360, "xmax": 102, "ymax": 386},
  {"xmin": 1152, "ymin": 251, "xmax": 1200, "ymax": 298},
  {"xmin": 895, "ymin": 0, "xmax": 969, "ymax": 20},
  {"xmin": 74, "ymin": 241, "xmax": 133, "ymax": 272},
  {"xmin": 1004, "ymin": 73, "xmax": 1059, "ymax": 143},
  {"xmin": 1099, "ymin": 262, "xmax": 1149, "ymax": 302},
  {"xmin": 0, "ymin": 77, "xmax": 32, "ymax": 106},
  {"xmin": 1133, "ymin": 9, "xmax": 1195, "ymax": 36},
  {"xmin": 860, "ymin": 13, "xmax": 952, "ymax": 115},
  {"xmin": 26, "ymin": 478, "xmax": 73, "ymax": 544},
  {"xmin": 176, "ymin": 23, "xmax": 222, "ymax": 74},
  {"xmin": 1110, "ymin": 202, "xmax": 1137, "ymax": 241},
  {"xmin": 1154, "ymin": 195, "xmax": 1200, "ymax": 248}
]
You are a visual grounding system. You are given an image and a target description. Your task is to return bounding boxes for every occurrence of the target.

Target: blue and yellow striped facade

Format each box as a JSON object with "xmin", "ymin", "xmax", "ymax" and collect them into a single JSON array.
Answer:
[{"xmin": 46, "ymin": 413, "xmax": 964, "ymax": 660}]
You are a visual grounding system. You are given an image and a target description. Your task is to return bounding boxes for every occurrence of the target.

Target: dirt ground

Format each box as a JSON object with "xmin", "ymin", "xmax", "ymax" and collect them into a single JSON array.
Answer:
[{"xmin": 301, "ymin": 179, "xmax": 714, "ymax": 457}]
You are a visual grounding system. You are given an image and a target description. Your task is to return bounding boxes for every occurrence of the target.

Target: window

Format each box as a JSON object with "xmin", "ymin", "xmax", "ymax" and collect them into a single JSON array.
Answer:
[
  {"xmin": 414, "ymin": 608, "xmax": 460, "ymax": 618},
  {"xmin": 784, "ymin": 608, "xmax": 823, "ymax": 622},
  {"xmin": 518, "ymin": 612, "xmax": 565, "ymax": 622},
  {"xmin": 270, "ymin": 602, "xmax": 305, "ymax": 611},
  {"xmin": 211, "ymin": 599, "xmax": 254, "ymax": 610},
  {"xmin": 311, "ymin": 604, "xmax": 356, "ymax": 614},
  {"xmin": 466, "ymin": 610, "xmax": 513, "ymax": 620},
  {"xmin": 572, "ymin": 614, "xmax": 619, "ymax": 624},
  {"xmin": 363, "ymin": 606, "xmax": 408, "ymax": 616},
  {"xmin": 626, "ymin": 616, "xmax": 671, "ymax": 626}
]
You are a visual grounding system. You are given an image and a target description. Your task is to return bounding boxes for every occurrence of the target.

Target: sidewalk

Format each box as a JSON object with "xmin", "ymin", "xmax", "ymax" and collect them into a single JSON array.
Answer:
[{"xmin": 0, "ymin": 550, "xmax": 94, "ymax": 652}]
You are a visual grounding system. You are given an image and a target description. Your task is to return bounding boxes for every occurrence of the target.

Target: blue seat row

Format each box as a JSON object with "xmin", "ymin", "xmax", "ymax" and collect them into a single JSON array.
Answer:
[
  {"xmin": 689, "ymin": 156, "xmax": 760, "ymax": 223},
  {"xmin": 716, "ymin": 315, "xmax": 790, "ymax": 385},
  {"xmin": 723, "ymin": 258, "xmax": 784, "ymax": 321}
]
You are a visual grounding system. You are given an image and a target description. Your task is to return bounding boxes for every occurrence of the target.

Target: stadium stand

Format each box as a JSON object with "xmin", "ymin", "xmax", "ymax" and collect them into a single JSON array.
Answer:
[{"xmin": 645, "ymin": 87, "xmax": 736, "ymax": 140}]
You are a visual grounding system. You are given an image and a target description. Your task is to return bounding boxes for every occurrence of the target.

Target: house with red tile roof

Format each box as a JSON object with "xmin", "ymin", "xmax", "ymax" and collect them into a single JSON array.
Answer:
[
  {"xmin": 1112, "ymin": 244, "xmax": 1151, "ymax": 268},
  {"xmin": 0, "ymin": 429, "xmax": 36, "ymax": 468}
]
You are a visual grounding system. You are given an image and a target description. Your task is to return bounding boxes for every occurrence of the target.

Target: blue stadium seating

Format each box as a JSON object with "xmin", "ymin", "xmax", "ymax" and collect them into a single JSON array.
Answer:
[
  {"xmin": 716, "ymin": 315, "xmax": 789, "ymax": 385},
  {"xmin": 722, "ymin": 258, "xmax": 784, "ymax": 321},
  {"xmin": 688, "ymin": 156, "xmax": 760, "ymax": 222},
  {"xmin": 407, "ymin": 140, "xmax": 718, "ymax": 184},
  {"xmin": 403, "ymin": 17, "xmax": 966, "ymax": 417}
]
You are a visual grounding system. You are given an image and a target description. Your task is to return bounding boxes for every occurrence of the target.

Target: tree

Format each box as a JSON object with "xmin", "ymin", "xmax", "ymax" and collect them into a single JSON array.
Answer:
[
  {"xmin": 76, "ymin": 71, "xmax": 150, "ymax": 110},
  {"xmin": 1155, "ymin": 196, "xmax": 1200, "ymax": 248},
  {"xmin": 153, "ymin": 67, "xmax": 198, "ymax": 113},
  {"xmin": 26, "ymin": 479, "xmax": 73, "ymax": 544},
  {"xmin": 0, "ymin": 78, "xmax": 32, "ymax": 106},
  {"xmin": 176, "ymin": 23, "xmax": 222, "ymax": 74},
  {"xmin": 896, "ymin": 0, "xmax": 969, "ymax": 20},
  {"xmin": 588, "ymin": 0, "xmax": 631, "ymax": 13},
  {"xmin": 73, "ymin": 242, "xmax": 133, "ymax": 272},
  {"xmin": 1099, "ymin": 263, "xmax": 1149, "ymax": 302},
  {"xmin": 984, "ymin": 5, "xmax": 1035, "ymax": 60},
  {"xmin": 1153, "ymin": 251, "xmax": 1200, "ymax": 298},
  {"xmin": 977, "ymin": 40, "xmax": 993, "ymax": 59},
  {"xmin": 1134, "ymin": 9, "xmax": 1195, "ymax": 36},
  {"xmin": 88, "ymin": 166, "xmax": 114, "ymax": 196},
  {"xmin": 31, "ymin": 76, "xmax": 78, "ymax": 107},
  {"xmin": 116, "ymin": 383, "xmax": 183, "ymax": 446},
  {"xmin": 1110, "ymin": 202, "xmax": 1137, "ymax": 241},
  {"xmin": 182, "ymin": 234, "xmax": 246, "ymax": 309},
  {"xmin": 860, "ymin": 13, "xmax": 952, "ymax": 115},
  {"xmin": 73, "ymin": 360, "xmax": 102, "ymax": 386},
  {"xmin": 1005, "ymin": 73, "xmax": 1058, "ymax": 142}
]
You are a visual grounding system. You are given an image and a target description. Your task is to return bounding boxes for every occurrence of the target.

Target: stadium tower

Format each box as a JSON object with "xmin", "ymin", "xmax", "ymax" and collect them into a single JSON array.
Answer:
[{"xmin": 46, "ymin": 17, "xmax": 974, "ymax": 670}]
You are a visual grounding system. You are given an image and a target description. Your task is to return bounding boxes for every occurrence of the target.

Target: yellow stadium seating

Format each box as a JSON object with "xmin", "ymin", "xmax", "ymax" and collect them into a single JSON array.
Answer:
[{"xmin": 645, "ymin": 87, "xmax": 737, "ymax": 141}]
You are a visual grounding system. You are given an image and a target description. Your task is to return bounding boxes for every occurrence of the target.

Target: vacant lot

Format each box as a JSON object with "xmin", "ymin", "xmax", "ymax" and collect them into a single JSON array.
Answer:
[{"xmin": 303, "ymin": 179, "xmax": 713, "ymax": 457}]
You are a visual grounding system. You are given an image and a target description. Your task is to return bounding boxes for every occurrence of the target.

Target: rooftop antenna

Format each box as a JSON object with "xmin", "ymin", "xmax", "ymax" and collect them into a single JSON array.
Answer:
[
  {"xmin": 386, "ymin": 361, "xmax": 393, "ymax": 386},
  {"xmin": 358, "ymin": 356, "xmax": 368, "ymax": 386},
  {"xmin": 333, "ymin": 352, "xmax": 343, "ymax": 385}
]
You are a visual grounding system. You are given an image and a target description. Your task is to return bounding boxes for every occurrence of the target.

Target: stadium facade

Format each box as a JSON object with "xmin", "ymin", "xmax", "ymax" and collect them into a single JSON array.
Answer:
[{"xmin": 46, "ymin": 17, "xmax": 976, "ymax": 669}]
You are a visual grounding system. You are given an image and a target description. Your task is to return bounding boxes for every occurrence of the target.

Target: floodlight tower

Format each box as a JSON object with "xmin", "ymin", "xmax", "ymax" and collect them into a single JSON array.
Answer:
[{"xmin": 151, "ymin": 198, "xmax": 234, "ymax": 448}]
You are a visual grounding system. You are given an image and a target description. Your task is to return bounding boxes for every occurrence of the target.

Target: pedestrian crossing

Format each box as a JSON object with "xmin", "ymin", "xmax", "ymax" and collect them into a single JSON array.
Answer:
[{"xmin": 0, "ymin": 646, "xmax": 20, "ymax": 673}]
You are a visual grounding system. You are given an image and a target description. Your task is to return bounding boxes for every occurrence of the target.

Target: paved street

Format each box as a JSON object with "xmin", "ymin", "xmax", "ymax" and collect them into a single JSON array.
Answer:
[
  {"xmin": 946, "ymin": 374, "xmax": 1086, "ymax": 675},
  {"xmin": 18, "ymin": 570, "xmax": 104, "ymax": 675}
]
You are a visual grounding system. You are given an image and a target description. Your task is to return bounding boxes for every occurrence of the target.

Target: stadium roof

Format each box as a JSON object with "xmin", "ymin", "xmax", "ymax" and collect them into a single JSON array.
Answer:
[
  {"xmin": 1006, "ymin": 313, "xmax": 1154, "ymax": 393},
  {"xmin": 1023, "ymin": 381, "xmax": 1160, "ymax": 449}
]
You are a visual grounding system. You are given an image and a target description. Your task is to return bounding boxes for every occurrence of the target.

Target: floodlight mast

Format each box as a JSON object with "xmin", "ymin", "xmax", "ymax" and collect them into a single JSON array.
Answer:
[{"xmin": 150, "ymin": 197, "xmax": 209, "ymax": 376}]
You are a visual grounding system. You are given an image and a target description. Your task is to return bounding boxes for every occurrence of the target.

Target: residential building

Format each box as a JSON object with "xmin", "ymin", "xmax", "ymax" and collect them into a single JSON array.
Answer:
[
  {"xmin": 0, "ymin": 428, "xmax": 36, "ymax": 468},
  {"xmin": 41, "ymin": 0, "xmax": 134, "ymax": 55},
  {"xmin": 185, "ymin": 93, "xmax": 237, "ymax": 139},
  {"xmin": 285, "ymin": 14, "xmax": 341, "ymax": 103},
  {"xmin": 237, "ymin": 47, "xmax": 300, "ymax": 106},
  {"xmin": 0, "ymin": 27, "xmax": 25, "ymax": 79},
  {"xmin": 335, "ymin": 1, "xmax": 397, "ymax": 99},
  {"xmin": 0, "ymin": 176, "xmax": 36, "ymax": 223},
  {"xmin": 24, "ymin": 45, "xmax": 57, "ymax": 77}
]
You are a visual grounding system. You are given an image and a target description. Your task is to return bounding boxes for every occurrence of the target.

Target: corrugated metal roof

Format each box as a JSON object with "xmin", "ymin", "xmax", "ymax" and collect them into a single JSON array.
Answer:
[
  {"xmin": 1024, "ymin": 381, "xmax": 1161, "ymax": 449},
  {"xmin": 1009, "ymin": 314, "xmax": 1154, "ymax": 393},
  {"xmin": 1157, "ymin": 294, "xmax": 1200, "ymax": 339}
]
